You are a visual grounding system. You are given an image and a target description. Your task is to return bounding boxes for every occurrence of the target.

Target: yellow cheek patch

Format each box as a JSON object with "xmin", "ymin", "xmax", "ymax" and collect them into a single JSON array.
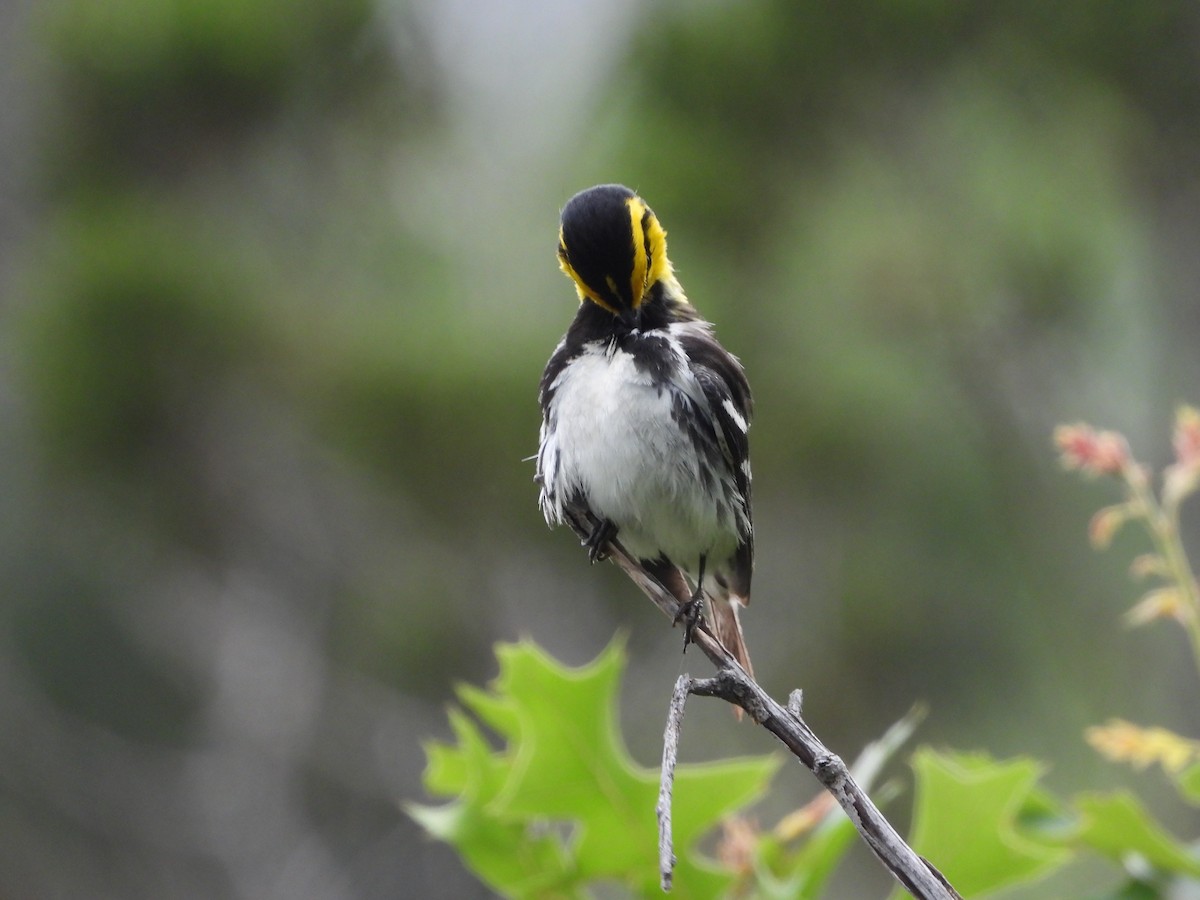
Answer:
[
  {"xmin": 627, "ymin": 197, "xmax": 670, "ymax": 308},
  {"xmin": 645, "ymin": 214, "xmax": 670, "ymax": 286},
  {"xmin": 627, "ymin": 199, "xmax": 650, "ymax": 309}
]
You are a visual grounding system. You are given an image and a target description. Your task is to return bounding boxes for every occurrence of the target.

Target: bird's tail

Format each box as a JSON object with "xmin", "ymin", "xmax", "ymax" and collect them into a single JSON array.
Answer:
[
  {"xmin": 710, "ymin": 593, "xmax": 753, "ymax": 721},
  {"xmin": 709, "ymin": 593, "xmax": 753, "ymax": 677}
]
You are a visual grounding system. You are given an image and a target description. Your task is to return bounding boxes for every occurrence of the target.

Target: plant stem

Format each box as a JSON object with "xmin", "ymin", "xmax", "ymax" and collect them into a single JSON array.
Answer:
[{"xmin": 1127, "ymin": 466, "xmax": 1200, "ymax": 679}]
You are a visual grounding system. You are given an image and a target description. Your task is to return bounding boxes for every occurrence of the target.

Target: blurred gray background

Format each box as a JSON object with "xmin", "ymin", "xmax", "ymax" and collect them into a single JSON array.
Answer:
[{"xmin": 3, "ymin": 0, "xmax": 1200, "ymax": 897}]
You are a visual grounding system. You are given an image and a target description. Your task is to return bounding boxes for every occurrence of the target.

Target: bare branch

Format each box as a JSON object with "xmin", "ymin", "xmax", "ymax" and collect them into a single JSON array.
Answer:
[
  {"xmin": 565, "ymin": 511, "xmax": 962, "ymax": 900},
  {"xmin": 657, "ymin": 675, "xmax": 684, "ymax": 890}
]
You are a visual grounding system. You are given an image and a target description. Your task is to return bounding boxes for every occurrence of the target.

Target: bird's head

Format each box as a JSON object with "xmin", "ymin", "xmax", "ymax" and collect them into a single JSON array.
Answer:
[{"xmin": 556, "ymin": 184, "xmax": 672, "ymax": 324}]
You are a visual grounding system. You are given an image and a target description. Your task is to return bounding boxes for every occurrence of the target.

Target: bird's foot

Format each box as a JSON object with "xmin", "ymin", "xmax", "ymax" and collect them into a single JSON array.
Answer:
[
  {"xmin": 673, "ymin": 589, "xmax": 704, "ymax": 652},
  {"xmin": 583, "ymin": 518, "xmax": 618, "ymax": 563}
]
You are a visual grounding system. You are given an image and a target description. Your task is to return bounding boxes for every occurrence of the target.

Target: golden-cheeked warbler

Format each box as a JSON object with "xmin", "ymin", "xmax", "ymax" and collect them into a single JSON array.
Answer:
[{"xmin": 536, "ymin": 184, "xmax": 754, "ymax": 674}]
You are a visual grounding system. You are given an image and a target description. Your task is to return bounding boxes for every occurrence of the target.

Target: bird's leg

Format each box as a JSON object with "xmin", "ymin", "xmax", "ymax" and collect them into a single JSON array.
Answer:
[
  {"xmin": 673, "ymin": 555, "xmax": 707, "ymax": 650},
  {"xmin": 584, "ymin": 518, "xmax": 618, "ymax": 563}
]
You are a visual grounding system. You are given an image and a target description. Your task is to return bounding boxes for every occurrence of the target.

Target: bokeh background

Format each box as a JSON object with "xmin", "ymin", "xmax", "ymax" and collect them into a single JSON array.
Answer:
[{"xmin": 3, "ymin": 1, "xmax": 1200, "ymax": 897}]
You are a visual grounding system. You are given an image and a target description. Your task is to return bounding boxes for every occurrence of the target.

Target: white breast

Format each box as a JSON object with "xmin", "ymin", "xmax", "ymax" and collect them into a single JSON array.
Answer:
[{"xmin": 539, "ymin": 340, "xmax": 737, "ymax": 566}]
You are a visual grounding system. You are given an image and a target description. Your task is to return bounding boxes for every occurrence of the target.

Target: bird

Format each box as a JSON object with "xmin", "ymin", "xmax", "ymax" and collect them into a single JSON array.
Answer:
[{"xmin": 535, "ymin": 183, "xmax": 754, "ymax": 675}]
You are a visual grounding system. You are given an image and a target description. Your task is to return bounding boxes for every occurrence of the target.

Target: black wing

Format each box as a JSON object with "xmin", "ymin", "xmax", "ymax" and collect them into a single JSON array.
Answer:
[{"xmin": 677, "ymin": 329, "xmax": 753, "ymax": 597}]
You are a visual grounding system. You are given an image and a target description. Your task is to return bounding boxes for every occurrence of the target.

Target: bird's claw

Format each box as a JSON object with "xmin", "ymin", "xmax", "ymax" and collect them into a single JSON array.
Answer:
[
  {"xmin": 583, "ymin": 518, "xmax": 618, "ymax": 563},
  {"xmin": 673, "ymin": 594, "xmax": 703, "ymax": 651}
]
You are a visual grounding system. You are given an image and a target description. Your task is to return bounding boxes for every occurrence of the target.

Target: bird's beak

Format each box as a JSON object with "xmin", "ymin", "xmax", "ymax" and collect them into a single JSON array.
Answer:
[{"xmin": 620, "ymin": 305, "xmax": 639, "ymax": 329}]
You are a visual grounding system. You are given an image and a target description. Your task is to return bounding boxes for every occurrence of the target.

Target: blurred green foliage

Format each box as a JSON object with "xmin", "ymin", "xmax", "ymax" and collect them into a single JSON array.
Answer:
[
  {"xmin": 25, "ymin": 197, "xmax": 264, "ymax": 477},
  {"xmin": 12, "ymin": 585, "xmax": 201, "ymax": 744},
  {"xmin": 40, "ymin": 0, "xmax": 384, "ymax": 179},
  {"xmin": 4, "ymin": 0, "xmax": 1200, "ymax": 896}
]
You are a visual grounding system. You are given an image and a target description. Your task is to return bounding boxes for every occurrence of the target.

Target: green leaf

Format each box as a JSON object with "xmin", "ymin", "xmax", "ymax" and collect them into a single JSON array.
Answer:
[
  {"xmin": 407, "ymin": 707, "xmax": 574, "ymax": 897},
  {"xmin": 409, "ymin": 639, "xmax": 779, "ymax": 898},
  {"xmin": 903, "ymin": 750, "xmax": 1071, "ymax": 897},
  {"xmin": 1075, "ymin": 791, "xmax": 1200, "ymax": 878},
  {"xmin": 1174, "ymin": 761, "xmax": 1200, "ymax": 805},
  {"xmin": 419, "ymin": 708, "xmax": 506, "ymax": 796}
]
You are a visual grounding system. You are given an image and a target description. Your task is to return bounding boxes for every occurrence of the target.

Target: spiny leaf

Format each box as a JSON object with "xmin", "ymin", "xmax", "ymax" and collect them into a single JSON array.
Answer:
[
  {"xmin": 1075, "ymin": 790, "xmax": 1200, "ymax": 878},
  {"xmin": 410, "ymin": 638, "xmax": 778, "ymax": 898},
  {"xmin": 902, "ymin": 750, "xmax": 1071, "ymax": 897}
]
